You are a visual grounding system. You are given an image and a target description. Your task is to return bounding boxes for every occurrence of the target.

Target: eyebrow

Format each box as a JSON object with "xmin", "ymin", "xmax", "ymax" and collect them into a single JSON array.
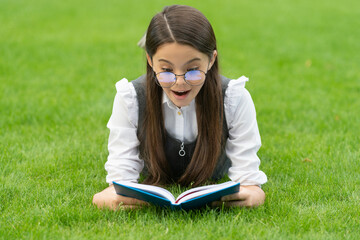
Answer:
[{"xmin": 158, "ymin": 58, "xmax": 201, "ymax": 66}]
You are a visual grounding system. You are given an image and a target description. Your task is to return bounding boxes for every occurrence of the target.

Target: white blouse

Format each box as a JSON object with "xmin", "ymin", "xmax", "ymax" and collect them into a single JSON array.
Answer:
[{"xmin": 105, "ymin": 76, "xmax": 267, "ymax": 186}]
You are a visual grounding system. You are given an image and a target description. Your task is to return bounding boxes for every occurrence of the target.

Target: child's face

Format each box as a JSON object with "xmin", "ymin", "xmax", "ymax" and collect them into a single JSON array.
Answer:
[{"xmin": 147, "ymin": 43, "xmax": 217, "ymax": 108}]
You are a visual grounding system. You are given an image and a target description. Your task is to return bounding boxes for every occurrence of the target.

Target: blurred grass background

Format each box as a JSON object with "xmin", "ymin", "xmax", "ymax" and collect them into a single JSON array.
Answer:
[{"xmin": 1, "ymin": 0, "xmax": 359, "ymax": 239}]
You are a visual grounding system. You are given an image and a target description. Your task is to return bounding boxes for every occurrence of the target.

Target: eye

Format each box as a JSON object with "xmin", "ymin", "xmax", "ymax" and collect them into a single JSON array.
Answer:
[
  {"xmin": 162, "ymin": 68, "xmax": 173, "ymax": 72},
  {"xmin": 187, "ymin": 67, "xmax": 199, "ymax": 71}
]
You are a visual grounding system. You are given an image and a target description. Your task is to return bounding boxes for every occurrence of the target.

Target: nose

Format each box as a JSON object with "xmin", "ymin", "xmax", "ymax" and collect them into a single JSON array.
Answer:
[{"xmin": 175, "ymin": 73, "xmax": 187, "ymax": 85}]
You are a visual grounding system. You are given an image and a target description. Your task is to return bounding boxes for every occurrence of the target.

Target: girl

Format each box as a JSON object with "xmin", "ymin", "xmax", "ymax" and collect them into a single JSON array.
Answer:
[{"xmin": 93, "ymin": 5, "xmax": 267, "ymax": 210}]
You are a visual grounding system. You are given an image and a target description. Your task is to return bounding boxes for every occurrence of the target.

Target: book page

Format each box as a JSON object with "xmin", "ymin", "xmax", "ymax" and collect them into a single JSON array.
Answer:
[
  {"xmin": 116, "ymin": 181, "xmax": 176, "ymax": 203},
  {"xmin": 175, "ymin": 181, "xmax": 237, "ymax": 204}
]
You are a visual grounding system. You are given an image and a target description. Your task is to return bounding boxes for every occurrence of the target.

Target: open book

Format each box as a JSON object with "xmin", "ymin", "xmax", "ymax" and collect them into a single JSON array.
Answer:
[{"xmin": 113, "ymin": 181, "xmax": 240, "ymax": 210}]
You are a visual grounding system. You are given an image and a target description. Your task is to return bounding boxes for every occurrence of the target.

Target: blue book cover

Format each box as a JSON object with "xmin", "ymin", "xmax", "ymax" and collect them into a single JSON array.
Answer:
[{"xmin": 113, "ymin": 181, "xmax": 240, "ymax": 210}]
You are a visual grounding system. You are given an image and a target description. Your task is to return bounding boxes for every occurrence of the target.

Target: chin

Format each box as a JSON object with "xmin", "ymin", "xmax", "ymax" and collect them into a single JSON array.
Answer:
[{"xmin": 173, "ymin": 100, "xmax": 190, "ymax": 108}]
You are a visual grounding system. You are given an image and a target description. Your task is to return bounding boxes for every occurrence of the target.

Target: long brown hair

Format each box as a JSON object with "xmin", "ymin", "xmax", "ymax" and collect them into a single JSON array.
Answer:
[{"xmin": 140, "ymin": 5, "xmax": 223, "ymax": 187}]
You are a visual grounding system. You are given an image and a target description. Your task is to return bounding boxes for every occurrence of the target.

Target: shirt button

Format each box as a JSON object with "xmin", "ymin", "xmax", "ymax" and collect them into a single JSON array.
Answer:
[{"xmin": 178, "ymin": 111, "xmax": 181, "ymax": 115}]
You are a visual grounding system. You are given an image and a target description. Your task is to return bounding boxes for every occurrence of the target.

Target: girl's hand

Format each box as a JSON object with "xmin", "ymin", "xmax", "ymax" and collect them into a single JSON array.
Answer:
[
  {"xmin": 92, "ymin": 185, "xmax": 149, "ymax": 210},
  {"xmin": 211, "ymin": 185, "xmax": 265, "ymax": 208}
]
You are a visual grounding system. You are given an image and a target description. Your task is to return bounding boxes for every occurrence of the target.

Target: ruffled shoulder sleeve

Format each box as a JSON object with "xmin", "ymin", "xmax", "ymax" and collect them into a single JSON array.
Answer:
[
  {"xmin": 223, "ymin": 76, "xmax": 249, "ymax": 127},
  {"xmin": 110, "ymin": 78, "xmax": 139, "ymax": 128}
]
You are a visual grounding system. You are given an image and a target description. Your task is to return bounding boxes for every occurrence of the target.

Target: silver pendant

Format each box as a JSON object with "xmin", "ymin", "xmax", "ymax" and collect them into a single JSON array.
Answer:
[{"xmin": 179, "ymin": 142, "xmax": 185, "ymax": 156}]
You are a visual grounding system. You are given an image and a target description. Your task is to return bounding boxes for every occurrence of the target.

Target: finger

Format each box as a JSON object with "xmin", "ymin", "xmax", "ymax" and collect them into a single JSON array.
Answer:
[
  {"xmin": 118, "ymin": 195, "xmax": 150, "ymax": 206},
  {"xmin": 108, "ymin": 185, "xmax": 149, "ymax": 206},
  {"xmin": 221, "ymin": 192, "xmax": 247, "ymax": 202},
  {"xmin": 221, "ymin": 187, "xmax": 249, "ymax": 201},
  {"xmin": 117, "ymin": 204, "xmax": 144, "ymax": 210},
  {"xmin": 211, "ymin": 201, "xmax": 223, "ymax": 207}
]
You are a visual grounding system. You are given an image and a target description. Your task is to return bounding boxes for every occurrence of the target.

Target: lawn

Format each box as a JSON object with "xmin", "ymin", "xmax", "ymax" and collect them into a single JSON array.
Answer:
[{"xmin": 1, "ymin": 0, "xmax": 359, "ymax": 239}]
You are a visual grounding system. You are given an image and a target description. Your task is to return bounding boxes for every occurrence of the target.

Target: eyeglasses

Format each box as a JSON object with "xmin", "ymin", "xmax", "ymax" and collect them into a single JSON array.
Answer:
[{"xmin": 154, "ymin": 69, "xmax": 207, "ymax": 88}]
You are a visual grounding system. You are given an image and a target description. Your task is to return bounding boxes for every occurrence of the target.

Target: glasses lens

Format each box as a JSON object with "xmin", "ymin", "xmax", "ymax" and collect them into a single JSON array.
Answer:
[
  {"xmin": 185, "ymin": 70, "xmax": 205, "ymax": 85},
  {"xmin": 157, "ymin": 72, "xmax": 176, "ymax": 87}
]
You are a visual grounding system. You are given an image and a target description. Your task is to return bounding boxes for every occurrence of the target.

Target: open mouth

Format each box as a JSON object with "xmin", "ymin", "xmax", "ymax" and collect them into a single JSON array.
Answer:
[{"xmin": 172, "ymin": 90, "xmax": 190, "ymax": 97}]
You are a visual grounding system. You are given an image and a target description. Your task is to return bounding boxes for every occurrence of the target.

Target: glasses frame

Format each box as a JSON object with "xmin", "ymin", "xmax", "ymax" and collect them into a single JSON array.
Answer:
[{"xmin": 153, "ymin": 69, "xmax": 208, "ymax": 88}]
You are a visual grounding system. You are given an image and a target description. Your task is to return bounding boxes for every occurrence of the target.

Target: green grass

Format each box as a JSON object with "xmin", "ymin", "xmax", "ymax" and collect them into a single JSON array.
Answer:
[{"xmin": 1, "ymin": 0, "xmax": 360, "ymax": 239}]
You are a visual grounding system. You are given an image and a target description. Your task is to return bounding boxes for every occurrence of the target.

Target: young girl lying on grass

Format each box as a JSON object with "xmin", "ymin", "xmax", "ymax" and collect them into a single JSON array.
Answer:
[{"xmin": 93, "ymin": 5, "xmax": 267, "ymax": 210}]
